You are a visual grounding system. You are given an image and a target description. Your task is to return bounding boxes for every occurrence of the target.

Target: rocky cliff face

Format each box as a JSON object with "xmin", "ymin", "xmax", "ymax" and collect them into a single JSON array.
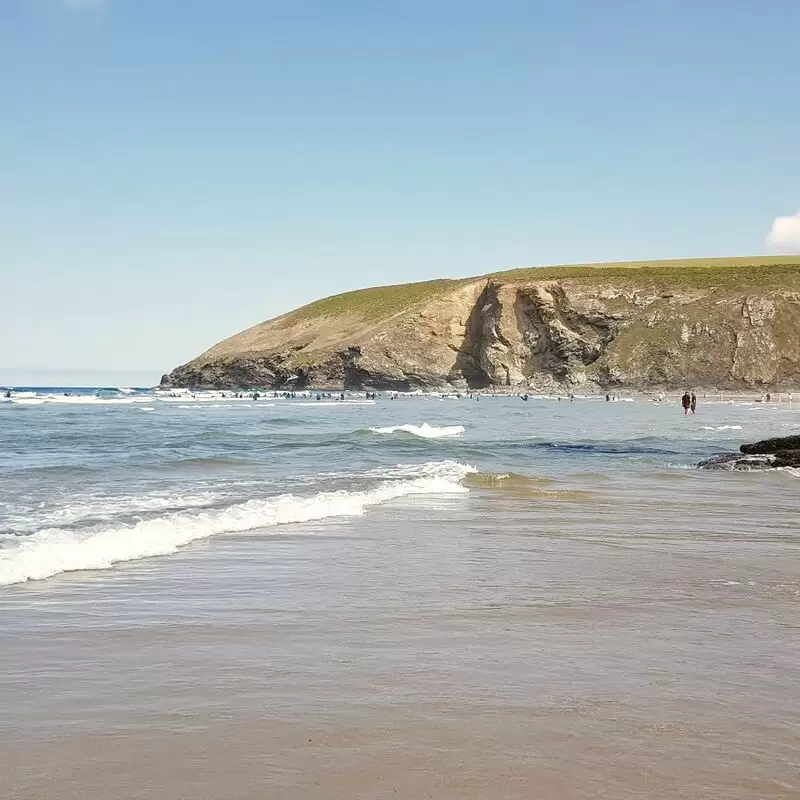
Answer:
[{"xmin": 162, "ymin": 259, "xmax": 800, "ymax": 391}]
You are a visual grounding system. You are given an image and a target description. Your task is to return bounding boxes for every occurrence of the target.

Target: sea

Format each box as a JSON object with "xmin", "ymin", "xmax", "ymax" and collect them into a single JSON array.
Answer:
[{"xmin": 1, "ymin": 387, "xmax": 798, "ymax": 799}]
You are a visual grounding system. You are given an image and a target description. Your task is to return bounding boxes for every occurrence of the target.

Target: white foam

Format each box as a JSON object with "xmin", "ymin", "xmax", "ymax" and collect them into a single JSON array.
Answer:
[
  {"xmin": 155, "ymin": 396, "xmax": 195, "ymax": 403},
  {"xmin": 0, "ymin": 473, "xmax": 470, "ymax": 586},
  {"xmin": 700, "ymin": 425, "xmax": 743, "ymax": 431},
  {"xmin": 12, "ymin": 394, "xmax": 155, "ymax": 406},
  {"xmin": 369, "ymin": 423, "xmax": 465, "ymax": 438},
  {"xmin": 290, "ymin": 400, "xmax": 375, "ymax": 407},
  {"xmin": 375, "ymin": 460, "xmax": 478, "ymax": 480},
  {"xmin": 301, "ymin": 460, "xmax": 478, "ymax": 483},
  {"xmin": 6, "ymin": 491, "xmax": 221, "ymax": 534},
  {"xmin": 177, "ymin": 403, "xmax": 260, "ymax": 409}
]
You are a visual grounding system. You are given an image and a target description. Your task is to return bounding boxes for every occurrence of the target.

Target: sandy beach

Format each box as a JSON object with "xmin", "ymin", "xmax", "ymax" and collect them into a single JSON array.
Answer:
[{"xmin": 2, "ymin": 393, "xmax": 798, "ymax": 798}]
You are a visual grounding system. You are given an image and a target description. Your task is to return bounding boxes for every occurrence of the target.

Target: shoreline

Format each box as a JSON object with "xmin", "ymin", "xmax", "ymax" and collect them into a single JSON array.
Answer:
[
  {"xmin": 5, "ymin": 384, "xmax": 796, "ymax": 406},
  {"xmin": 4, "ymin": 476, "xmax": 799, "ymax": 800}
]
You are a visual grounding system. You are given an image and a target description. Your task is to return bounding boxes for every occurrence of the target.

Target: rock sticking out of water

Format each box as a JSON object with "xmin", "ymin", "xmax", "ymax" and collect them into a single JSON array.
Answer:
[
  {"xmin": 698, "ymin": 435, "xmax": 800, "ymax": 471},
  {"xmin": 697, "ymin": 453, "xmax": 774, "ymax": 471},
  {"xmin": 739, "ymin": 434, "xmax": 800, "ymax": 455}
]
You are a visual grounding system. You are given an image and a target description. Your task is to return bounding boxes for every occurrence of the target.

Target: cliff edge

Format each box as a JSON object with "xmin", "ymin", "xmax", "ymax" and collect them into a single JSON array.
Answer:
[{"xmin": 162, "ymin": 257, "xmax": 800, "ymax": 391}]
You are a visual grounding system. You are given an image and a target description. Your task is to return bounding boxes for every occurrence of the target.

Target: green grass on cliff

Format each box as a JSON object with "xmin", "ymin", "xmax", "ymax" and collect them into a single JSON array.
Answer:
[
  {"xmin": 276, "ymin": 278, "xmax": 463, "ymax": 326},
  {"xmin": 495, "ymin": 255, "xmax": 800, "ymax": 288},
  {"xmin": 276, "ymin": 256, "xmax": 800, "ymax": 324}
]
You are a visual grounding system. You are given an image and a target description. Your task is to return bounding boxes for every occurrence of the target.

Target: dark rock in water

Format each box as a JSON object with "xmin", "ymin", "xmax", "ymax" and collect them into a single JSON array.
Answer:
[
  {"xmin": 699, "ymin": 434, "xmax": 800, "ymax": 470},
  {"xmin": 697, "ymin": 453, "xmax": 775, "ymax": 471},
  {"xmin": 773, "ymin": 449, "xmax": 800, "ymax": 468},
  {"xmin": 697, "ymin": 454, "xmax": 740, "ymax": 470},
  {"xmin": 740, "ymin": 435, "xmax": 800, "ymax": 454}
]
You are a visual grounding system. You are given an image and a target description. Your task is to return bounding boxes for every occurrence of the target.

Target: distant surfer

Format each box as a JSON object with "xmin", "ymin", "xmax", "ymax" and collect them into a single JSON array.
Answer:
[{"xmin": 681, "ymin": 391, "xmax": 691, "ymax": 415}]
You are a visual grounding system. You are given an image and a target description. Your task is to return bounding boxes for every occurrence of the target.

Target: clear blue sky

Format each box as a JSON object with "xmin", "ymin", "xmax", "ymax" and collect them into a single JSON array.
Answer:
[{"xmin": 3, "ymin": 0, "xmax": 799, "ymax": 385}]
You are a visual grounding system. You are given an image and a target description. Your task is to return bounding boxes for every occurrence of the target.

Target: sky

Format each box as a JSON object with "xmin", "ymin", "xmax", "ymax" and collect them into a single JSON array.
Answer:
[{"xmin": 2, "ymin": 0, "xmax": 800, "ymax": 386}]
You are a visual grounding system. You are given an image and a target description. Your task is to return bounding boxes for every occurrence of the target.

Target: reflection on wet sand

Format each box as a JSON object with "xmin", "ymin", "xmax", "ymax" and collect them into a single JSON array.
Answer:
[{"xmin": 2, "ymin": 474, "xmax": 798, "ymax": 800}]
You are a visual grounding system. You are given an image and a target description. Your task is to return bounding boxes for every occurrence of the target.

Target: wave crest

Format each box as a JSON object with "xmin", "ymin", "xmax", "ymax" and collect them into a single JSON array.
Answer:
[
  {"xmin": 0, "ymin": 466, "xmax": 473, "ymax": 586},
  {"xmin": 700, "ymin": 425, "xmax": 743, "ymax": 431},
  {"xmin": 368, "ymin": 423, "xmax": 465, "ymax": 439}
]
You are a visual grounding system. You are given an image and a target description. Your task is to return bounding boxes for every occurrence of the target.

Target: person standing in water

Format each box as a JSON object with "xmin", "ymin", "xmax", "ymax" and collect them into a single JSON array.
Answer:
[
  {"xmin": 690, "ymin": 392, "xmax": 697, "ymax": 414},
  {"xmin": 681, "ymin": 391, "xmax": 691, "ymax": 415}
]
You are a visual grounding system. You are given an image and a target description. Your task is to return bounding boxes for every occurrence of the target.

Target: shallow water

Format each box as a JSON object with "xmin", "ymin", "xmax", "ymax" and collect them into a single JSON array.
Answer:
[{"xmin": 1, "ymin": 391, "xmax": 798, "ymax": 798}]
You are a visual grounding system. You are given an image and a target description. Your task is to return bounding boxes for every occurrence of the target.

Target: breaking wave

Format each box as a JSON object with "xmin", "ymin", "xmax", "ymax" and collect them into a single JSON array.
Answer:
[
  {"xmin": 368, "ymin": 423, "xmax": 465, "ymax": 439},
  {"xmin": 700, "ymin": 425, "xmax": 743, "ymax": 431},
  {"xmin": 0, "ymin": 463, "xmax": 474, "ymax": 586},
  {"xmin": 4, "ymin": 491, "xmax": 222, "ymax": 535}
]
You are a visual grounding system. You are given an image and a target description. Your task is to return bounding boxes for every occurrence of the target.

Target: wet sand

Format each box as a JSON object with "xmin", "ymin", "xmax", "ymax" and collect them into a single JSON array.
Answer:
[{"xmin": 2, "ymin": 474, "xmax": 799, "ymax": 799}]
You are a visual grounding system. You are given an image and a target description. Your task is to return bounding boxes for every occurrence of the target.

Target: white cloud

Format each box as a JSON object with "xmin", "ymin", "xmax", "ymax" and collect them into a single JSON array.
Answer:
[
  {"xmin": 766, "ymin": 209, "xmax": 800, "ymax": 253},
  {"xmin": 63, "ymin": 0, "xmax": 106, "ymax": 9}
]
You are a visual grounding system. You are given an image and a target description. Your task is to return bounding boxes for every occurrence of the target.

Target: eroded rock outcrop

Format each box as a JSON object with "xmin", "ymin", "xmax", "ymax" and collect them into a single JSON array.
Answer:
[
  {"xmin": 698, "ymin": 435, "xmax": 800, "ymax": 471},
  {"xmin": 162, "ymin": 258, "xmax": 800, "ymax": 391}
]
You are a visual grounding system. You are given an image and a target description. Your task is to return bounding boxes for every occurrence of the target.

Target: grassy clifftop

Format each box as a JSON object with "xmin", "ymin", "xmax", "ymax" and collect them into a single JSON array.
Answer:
[
  {"xmin": 275, "ymin": 256, "xmax": 800, "ymax": 328},
  {"xmin": 274, "ymin": 278, "xmax": 462, "ymax": 326},
  {"xmin": 494, "ymin": 255, "xmax": 800, "ymax": 287}
]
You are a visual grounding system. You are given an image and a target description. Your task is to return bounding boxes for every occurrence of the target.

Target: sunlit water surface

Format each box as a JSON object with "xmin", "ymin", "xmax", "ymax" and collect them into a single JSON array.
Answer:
[{"xmin": 1, "ymin": 391, "xmax": 798, "ymax": 799}]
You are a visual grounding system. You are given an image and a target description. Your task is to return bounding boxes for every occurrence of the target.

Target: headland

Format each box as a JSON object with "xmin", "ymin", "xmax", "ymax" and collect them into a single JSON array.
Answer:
[{"xmin": 162, "ymin": 256, "xmax": 800, "ymax": 392}]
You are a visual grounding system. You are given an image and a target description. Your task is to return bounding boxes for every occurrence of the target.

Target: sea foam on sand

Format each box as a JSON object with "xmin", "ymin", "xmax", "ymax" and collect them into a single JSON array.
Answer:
[{"xmin": 0, "ymin": 464, "xmax": 474, "ymax": 586}]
